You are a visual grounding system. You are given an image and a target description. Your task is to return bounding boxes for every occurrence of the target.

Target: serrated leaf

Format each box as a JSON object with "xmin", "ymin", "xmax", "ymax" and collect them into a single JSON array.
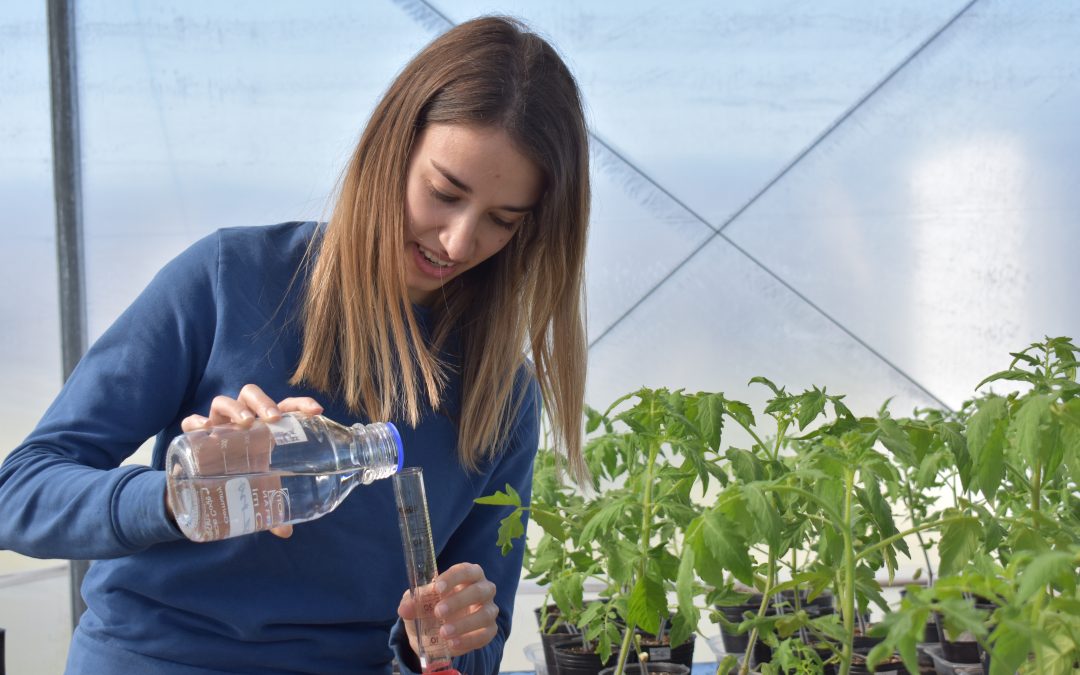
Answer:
[
  {"xmin": 1060, "ymin": 401, "xmax": 1080, "ymax": 486},
  {"xmin": 749, "ymin": 375, "xmax": 782, "ymax": 395},
  {"xmin": 967, "ymin": 397, "xmax": 1007, "ymax": 501},
  {"xmin": 832, "ymin": 396, "xmax": 855, "ymax": 420},
  {"xmin": 975, "ymin": 368, "xmax": 1039, "ymax": 390},
  {"xmin": 742, "ymin": 483, "xmax": 783, "ymax": 549},
  {"xmin": 474, "ymin": 484, "xmax": 521, "ymax": 507},
  {"xmin": 529, "ymin": 507, "xmax": 567, "ymax": 541},
  {"xmin": 676, "ymin": 545, "xmax": 696, "ymax": 621},
  {"xmin": 695, "ymin": 393, "xmax": 726, "ymax": 451},
  {"xmin": 496, "ymin": 509, "xmax": 525, "ymax": 555},
  {"xmin": 699, "ymin": 510, "xmax": 754, "ymax": 586},
  {"xmin": 1017, "ymin": 551, "xmax": 1076, "ymax": 603},
  {"xmin": 989, "ymin": 620, "xmax": 1032, "ymax": 675},
  {"xmin": 725, "ymin": 399, "xmax": 756, "ymax": 430},
  {"xmin": 584, "ymin": 405, "xmax": 604, "ymax": 434},
  {"xmin": 550, "ymin": 572, "xmax": 584, "ymax": 617},
  {"xmin": 580, "ymin": 498, "xmax": 628, "ymax": 544},
  {"xmin": 727, "ymin": 448, "xmax": 764, "ymax": 483},
  {"xmin": 1015, "ymin": 394, "xmax": 1052, "ymax": 467},
  {"xmin": 627, "ymin": 574, "xmax": 666, "ymax": 635},
  {"xmin": 669, "ymin": 609, "xmax": 695, "ymax": 649},
  {"xmin": 937, "ymin": 517, "xmax": 981, "ymax": 578},
  {"xmin": 797, "ymin": 389, "xmax": 828, "ymax": 430}
]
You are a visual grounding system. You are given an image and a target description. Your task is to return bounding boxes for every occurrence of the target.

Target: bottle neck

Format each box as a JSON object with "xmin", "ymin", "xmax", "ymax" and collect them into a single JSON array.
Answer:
[{"xmin": 348, "ymin": 422, "xmax": 403, "ymax": 484}]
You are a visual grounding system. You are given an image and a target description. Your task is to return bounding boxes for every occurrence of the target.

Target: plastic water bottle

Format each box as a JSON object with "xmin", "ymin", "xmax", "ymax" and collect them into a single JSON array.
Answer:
[{"xmin": 166, "ymin": 413, "xmax": 403, "ymax": 542}]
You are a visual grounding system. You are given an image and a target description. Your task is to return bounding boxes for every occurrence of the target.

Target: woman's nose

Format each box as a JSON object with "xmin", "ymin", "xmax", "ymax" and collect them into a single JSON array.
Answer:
[{"xmin": 440, "ymin": 211, "xmax": 477, "ymax": 262}]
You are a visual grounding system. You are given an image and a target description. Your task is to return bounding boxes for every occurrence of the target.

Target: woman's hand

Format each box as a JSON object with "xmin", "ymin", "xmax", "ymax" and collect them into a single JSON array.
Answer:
[
  {"xmin": 398, "ymin": 562, "xmax": 499, "ymax": 660},
  {"xmin": 174, "ymin": 383, "xmax": 324, "ymax": 539}
]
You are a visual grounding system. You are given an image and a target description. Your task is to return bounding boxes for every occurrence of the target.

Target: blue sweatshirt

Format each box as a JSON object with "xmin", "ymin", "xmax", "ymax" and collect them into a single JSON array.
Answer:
[{"xmin": 0, "ymin": 222, "xmax": 539, "ymax": 675}]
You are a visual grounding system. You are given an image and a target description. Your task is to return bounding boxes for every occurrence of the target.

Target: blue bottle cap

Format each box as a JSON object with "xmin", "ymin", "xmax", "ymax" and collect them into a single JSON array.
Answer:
[{"xmin": 386, "ymin": 422, "xmax": 405, "ymax": 473}]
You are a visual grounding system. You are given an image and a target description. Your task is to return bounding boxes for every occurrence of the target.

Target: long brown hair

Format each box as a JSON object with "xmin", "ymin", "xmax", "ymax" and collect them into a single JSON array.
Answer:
[{"xmin": 291, "ymin": 16, "xmax": 589, "ymax": 477}]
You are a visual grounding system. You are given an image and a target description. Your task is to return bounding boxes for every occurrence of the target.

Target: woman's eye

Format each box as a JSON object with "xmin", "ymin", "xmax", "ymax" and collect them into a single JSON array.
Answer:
[
  {"xmin": 430, "ymin": 187, "xmax": 457, "ymax": 203},
  {"xmin": 491, "ymin": 215, "xmax": 515, "ymax": 228}
]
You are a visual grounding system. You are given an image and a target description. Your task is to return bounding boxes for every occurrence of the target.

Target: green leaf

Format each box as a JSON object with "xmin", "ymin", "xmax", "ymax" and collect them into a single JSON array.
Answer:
[
  {"xmin": 727, "ymin": 448, "xmax": 764, "ymax": 483},
  {"xmin": 742, "ymin": 483, "xmax": 783, "ymax": 549},
  {"xmin": 580, "ymin": 497, "xmax": 628, "ymax": 544},
  {"xmin": 694, "ymin": 393, "xmax": 726, "ymax": 451},
  {"xmin": 1056, "ymin": 399, "xmax": 1080, "ymax": 485},
  {"xmin": 627, "ymin": 573, "xmax": 666, "ymax": 635},
  {"xmin": 550, "ymin": 572, "xmax": 584, "ymax": 617},
  {"xmin": 725, "ymin": 400, "xmax": 756, "ymax": 430},
  {"xmin": 967, "ymin": 396, "xmax": 1007, "ymax": 501},
  {"xmin": 796, "ymin": 389, "xmax": 827, "ymax": 430},
  {"xmin": 529, "ymin": 508, "xmax": 568, "ymax": 541},
  {"xmin": 675, "ymin": 545, "xmax": 697, "ymax": 623},
  {"xmin": 474, "ymin": 484, "xmax": 521, "ymax": 507},
  {"xmin": 1014, "ymin": 394, "xmax": 1053, "ymax": 467},
  {"xmin": 584, "ymin": 405, "xmax": 604, "ymax": 434},
  {"xmin": 975, "ymin": 368, "xmax": 1040, "ymax": 390},
  {"xmin": 989, "ymin": 619, "xmax": 1032, "ymax": 675},
  {"xmin": 668, "ymin": 610, "xmax": 695, "ymax": 650},
  {"xmin": 937, "ymin": 517, "xmax": 982, "ymax": 578},
  {"xmin": 748, "ymin": 375, "xmax": 782, "ymax": 396},
  {"xmin": 696, "ymin": 510, "xmax": 754, "ymax": 586},
  {"xmin": 495, "ymin": 508, "xmax": 525, "ymax": 555},
  {"xmin": 1017, "ymin": 551, "xmax": 1076, "ymax": 604},
  {"xmin": 832, "ymin": 396, "xmax": 855, "ymax": 420}
]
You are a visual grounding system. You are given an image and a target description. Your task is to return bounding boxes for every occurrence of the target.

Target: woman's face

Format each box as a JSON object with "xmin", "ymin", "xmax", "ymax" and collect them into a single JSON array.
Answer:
[{"xmin": 403, "ymin": 123, "xmax": 543, "ymax": 305}]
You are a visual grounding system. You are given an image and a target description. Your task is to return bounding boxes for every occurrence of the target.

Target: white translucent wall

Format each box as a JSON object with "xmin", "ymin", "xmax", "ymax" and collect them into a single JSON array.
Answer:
[{"xmin": 3, "ymin": 1, "xmax": 1080, "ymax": 673}]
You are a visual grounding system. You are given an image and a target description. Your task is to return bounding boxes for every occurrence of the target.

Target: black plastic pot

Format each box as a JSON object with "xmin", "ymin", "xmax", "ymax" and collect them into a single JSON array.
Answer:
[
  {"xmin": 933, "ymin": 613, "xmax": 982, "ymax": 664},
  {"xmin": 543, "ymin": 632, "xmax": 582, "ymax": 675},
  {"xmin": 554, "ymin": 643, "xmax": 620, "ymax": 675},
  {"xmin": 922, "ymin": 643, "xmax": 983, "ymax": 675},
  {"xmin": 849, "ymin": 653, "xmax": 912, "ymax": 675},
  {"xmin": 599, "ymin": 663, "xmax": 690, "ymax": 675},
  {"xmin": 716, "ymin": 596, "xmax": 774, "ymax": 654},
  {"xmin": 853, "ymin": 633, "xmax": 885, "ymax": 654}
]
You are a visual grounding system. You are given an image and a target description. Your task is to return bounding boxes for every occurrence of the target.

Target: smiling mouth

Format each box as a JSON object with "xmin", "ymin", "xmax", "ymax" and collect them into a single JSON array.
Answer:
[{"xmin": 418, "ymin": 244, "xmax": 455, "ymax": 269}]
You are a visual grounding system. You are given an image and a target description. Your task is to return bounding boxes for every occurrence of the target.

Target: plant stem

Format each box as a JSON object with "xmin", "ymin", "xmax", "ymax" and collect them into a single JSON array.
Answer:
[
  {"xmin": 839, "ymin": 468, "xmax": 856, "ymax": 675},
  {"xmin": 1032, "ymin": 458, "xmax": 1042, "ymax": 515},
  {"xmin": 903, "ymin": 478, "xmax": 934, "ymax": 586},
  {"xmin": 854, "ymin": 515, "xmax": 977, "ymax": 562},
  {"xmin": 739, "ymin": 556, "xmax": 777, "ymax": 675},
  {"xmin": 615, "ymin": 435, "xmax": 661, "ymax": 675}
]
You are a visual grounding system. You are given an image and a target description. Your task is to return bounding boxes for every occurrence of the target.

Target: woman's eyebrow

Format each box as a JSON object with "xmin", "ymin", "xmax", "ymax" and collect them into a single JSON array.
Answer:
[{"xmin": 430, "ymin": 160, "xmax": 534, "ymax": 212}]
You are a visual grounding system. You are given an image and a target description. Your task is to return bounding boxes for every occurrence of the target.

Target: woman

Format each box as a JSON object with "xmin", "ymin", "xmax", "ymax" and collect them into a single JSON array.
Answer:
[{"xmin": 0, "ymin": 16, "xmax": 589, "ymax": 675}]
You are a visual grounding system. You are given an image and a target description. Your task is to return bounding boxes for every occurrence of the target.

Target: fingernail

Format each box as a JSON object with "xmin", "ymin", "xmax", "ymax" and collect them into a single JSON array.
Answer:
[
  {"xmin": 267, "ymin": 406, "xmax": 281, "ymax": 418},
  {"xmin": 239, "ymin": 410, "xmax": 254, "ymax": 421},
  {"xmin": 435, "ymin": 603, "xmax": 448, "ymax": 618},
  {"xmin": 436, "ymin": 581, "xmax": 447, "ymax": 593},
  {"xmin": 441, "ymin": 623, "xmax": 456, "ymax": 637},
  {"xmin": 448, "ymin": 639, "xmax": 459, "ymax": 649}
]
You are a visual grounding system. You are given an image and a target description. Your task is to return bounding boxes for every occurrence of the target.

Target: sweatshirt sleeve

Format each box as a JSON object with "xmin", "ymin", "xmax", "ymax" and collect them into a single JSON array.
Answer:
[
  {"xmin": 0, "ymin": 233, "xmax": 221, "ymax": 559},
  {"xmin": 390, "ymin": 377, "xmax": 541, "ymax": 675}
]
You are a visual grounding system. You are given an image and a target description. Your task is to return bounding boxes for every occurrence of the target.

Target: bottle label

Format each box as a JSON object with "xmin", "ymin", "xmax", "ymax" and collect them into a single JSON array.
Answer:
[
  {"xmin": 266, "ymin": 415, "xmax": 308, "ymax": 446},
  {"xmin": 225, "ymin": 478, "xmax": 256, "ymax": 537},
  {"xmin": 224, "ymin": 476, "xmax": 291, "ymax": 537}
]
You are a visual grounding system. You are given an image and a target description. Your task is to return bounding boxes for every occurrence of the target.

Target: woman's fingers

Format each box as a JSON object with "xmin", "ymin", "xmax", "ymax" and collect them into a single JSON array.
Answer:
[
  {"xmin": 180, "ymin": 413, "xmax": 211, "ymax": 433},
  {"xmin": 431, "ymin": 563, "xmax": 499, "ymax": 654},
  {"xmin": 236, "ymin": 383, "xmax": 282, "ymax": 420},
  {"xmin": 200, "ymin": 385, "xmax": 314, "ymax": 427},
  {"xmin": 275, "ymin": 397, "xmax": 324, "ymax": 415},
  {"xmin": 270, "ymin": 524, "xmax": 293, "ymax": 539}
]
